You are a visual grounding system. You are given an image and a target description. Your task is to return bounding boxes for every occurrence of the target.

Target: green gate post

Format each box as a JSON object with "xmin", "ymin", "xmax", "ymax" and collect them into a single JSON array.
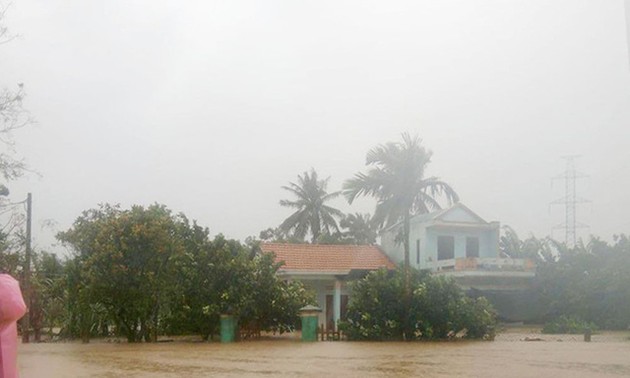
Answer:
[
  {"xmin": 220, "ymin": 314, "xmax": 236, "ymax": 343},
  {"xmin": 299, "ymin": 305, "xmax": 322, "ymax": 342}
]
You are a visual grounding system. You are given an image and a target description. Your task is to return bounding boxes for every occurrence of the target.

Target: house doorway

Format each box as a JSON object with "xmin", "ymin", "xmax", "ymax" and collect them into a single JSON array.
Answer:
[{"xmin": 325, "ymin": 294, "xmax": 348, "ymax": 330}]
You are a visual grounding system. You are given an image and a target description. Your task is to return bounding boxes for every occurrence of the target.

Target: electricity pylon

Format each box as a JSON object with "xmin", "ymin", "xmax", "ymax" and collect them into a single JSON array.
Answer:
[{"xmin": 551, "ymin": 156, "xmax": 589, "ymax": 247}]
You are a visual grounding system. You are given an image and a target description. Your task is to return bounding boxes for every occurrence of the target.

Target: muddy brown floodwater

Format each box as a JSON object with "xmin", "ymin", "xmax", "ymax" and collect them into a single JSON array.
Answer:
[{"xmin": 17, "ymin": 330, "xmax": 630, "ymax": 377}]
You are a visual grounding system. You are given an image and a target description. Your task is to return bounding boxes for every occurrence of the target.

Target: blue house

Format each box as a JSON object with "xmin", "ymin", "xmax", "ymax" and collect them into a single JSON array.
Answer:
[
  {"xmin": 380, "ymin": 203, "xmax": 501, "ymax": 271},
  {"xmin": 380, "ymin": 203, "xmax": 535, "ymax": 297}
]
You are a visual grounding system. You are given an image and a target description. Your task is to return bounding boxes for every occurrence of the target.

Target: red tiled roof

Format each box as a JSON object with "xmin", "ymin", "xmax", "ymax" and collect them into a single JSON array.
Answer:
[{"xmin": 260, "ymin": 243, "xmax": 396, "ymax": 273}]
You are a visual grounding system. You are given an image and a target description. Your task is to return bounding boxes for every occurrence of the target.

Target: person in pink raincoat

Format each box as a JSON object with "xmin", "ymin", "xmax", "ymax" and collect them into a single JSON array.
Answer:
[{"xmin": 0, "ymin": 273, "xmax": 27, "ymax": 378}]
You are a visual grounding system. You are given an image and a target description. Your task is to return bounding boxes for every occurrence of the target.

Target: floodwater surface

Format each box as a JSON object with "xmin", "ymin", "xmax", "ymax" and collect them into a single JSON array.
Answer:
[{"xmin": 17, "ymin": 331, "xmax": 630, "ymax": 377}]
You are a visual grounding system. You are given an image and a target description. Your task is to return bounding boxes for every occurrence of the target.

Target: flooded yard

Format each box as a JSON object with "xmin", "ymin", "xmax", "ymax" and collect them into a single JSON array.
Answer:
[{"xmin": 18, "ymin": 330, "xmax": 630, "ymax": 377}]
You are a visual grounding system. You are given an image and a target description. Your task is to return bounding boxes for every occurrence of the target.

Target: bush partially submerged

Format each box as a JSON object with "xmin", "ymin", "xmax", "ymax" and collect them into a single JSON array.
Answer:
[
  {"xmin": 542, "ymin": 315, "xmax": 597, "ymax": 334},
  {"xmin": 339, "ymin": 267, "xmax": 497, "ymax": 341}
]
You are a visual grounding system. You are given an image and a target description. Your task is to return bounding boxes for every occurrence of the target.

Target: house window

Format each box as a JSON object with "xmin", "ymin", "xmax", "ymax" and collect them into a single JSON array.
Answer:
[
  {"xmin": 466, "ymin": 237, "xmax": 479, "ymax": 258},
  {"xmin": 437, "ymin": 236, "xmax": 455, "ymax": 260},
  {"xmin": 416, "ymin": 239, "xmax": 421, "ymax": 265}
]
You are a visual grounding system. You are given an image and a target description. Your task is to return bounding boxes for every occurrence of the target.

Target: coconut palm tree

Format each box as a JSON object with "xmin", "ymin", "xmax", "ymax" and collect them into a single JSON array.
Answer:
[
  {"xmin": 279, "ymin": 169, "xmax": 343, "ymax": 243},
  {"xmin": 343, "ymin": 132, "xmax": 459, "ymax": 269}
]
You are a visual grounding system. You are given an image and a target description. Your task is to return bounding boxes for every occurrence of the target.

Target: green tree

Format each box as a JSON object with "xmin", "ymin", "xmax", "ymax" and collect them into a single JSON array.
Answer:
[
  {"xmin": 339, "ymin": 213, "xmax": 378, "ymax": 245},
  {"xmin": 163, "ymin": 230, "xmax": 251, "ymax": 340},
  {"xmin": 57, "ymin": 203, "xmax": 318, "ymax": 342},
  {"xmin": 499, "ymin": 225, "xmax": 523, "ymax": 258},
  {"xmin": 499, "ymin": 226, "xmax": 564, "ymax": 262},
  {"xmin": 30, "ymin": 251, "xmax": 66, "ymax": 341},
  {"xmin": 0, "ymin": 230, "xmax": 21, "ymax": 275},
  {"xmin": 340, "ymin": 267, "xmax": 496, "ymax": 341},
  {"xmin": 239, "ymin": 252, "xmax": 315, "ymax": 337},
  {"xmin": 58, "ymin": 204, "xmax": 185, "ymax": 342},
  {"xmin": 312, "ymin": 213, "xmax": 379, "ymax": 245},
  {"xmin": 344, "ymin": 133, "xmax": 459, "ymax": 269},
  {"xmin": 165, "ymin": 232, "xmax": 314, "ymax": 340},
  {"xmin": 536, "ymin": 234, "xmax": 630, "ymax": 330},
  {"xmin": 342, "ymin": 268, "xmax": 407, "ymax": 340},
  {"xmin": 279, "ymin": 169, "xmax": 343, "ymax": 243},
  {"xmin": 63, "ymin": 256, "xmax": 101, "ymax": 342},
  {"xmin": 257, "ymin": 226, "xmax": 305, "ymax": 244},
  {"xmin": 159, "ymin": 218, "xmax": 217, "ymax": 339}
]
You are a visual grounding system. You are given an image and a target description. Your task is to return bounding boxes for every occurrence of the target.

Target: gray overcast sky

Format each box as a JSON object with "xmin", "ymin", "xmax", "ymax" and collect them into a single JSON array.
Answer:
[{"xmin": 1, "ymin": 0, "xmax": 629, "ymax": 254}]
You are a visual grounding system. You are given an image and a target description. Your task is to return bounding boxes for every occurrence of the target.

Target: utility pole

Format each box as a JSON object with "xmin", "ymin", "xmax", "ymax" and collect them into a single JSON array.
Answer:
[
  {"xmin": 21, "ymin": 192, "xmax": 32, "ymax": 343},
  {"xmin": 551, "ymin": 156, "xmax": 589, "ymax": 247}
]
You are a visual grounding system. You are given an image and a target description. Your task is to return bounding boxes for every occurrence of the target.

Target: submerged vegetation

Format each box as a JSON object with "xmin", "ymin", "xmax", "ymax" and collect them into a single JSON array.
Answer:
[
  {"xmin": 497, "ymin": 227, "xmax": 630, "ymax": 330},
  {"xmin": 536, "ymin": 235, "xmax": 630, "ymax": 330},
  {"xmin": 52, "ymin": 203, "xmax": 314, "ymax": 342},
  {"xmin": 1, "ymin": 131, "xmax": 629, "ymax": 343},
  {"xmin": 542, "ymin": 315, "xmax": 597, "ymax": 335},
  {"xmin": 340, "ymin": 267, "xmax": 497, "ymax": 341}
]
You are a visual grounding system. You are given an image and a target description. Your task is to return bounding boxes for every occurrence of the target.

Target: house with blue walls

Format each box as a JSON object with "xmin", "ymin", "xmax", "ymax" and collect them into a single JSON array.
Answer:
[
  {"xmin": 380, "ymin": 203, "xmax": 499, "ymax": 269},
  {"xmin": 380, "ymin": 203, "xmax": 535, "ymax": 292},
  {"xmin": 380, "ymin": 203, "xmax": 537, "ymax": 321}
]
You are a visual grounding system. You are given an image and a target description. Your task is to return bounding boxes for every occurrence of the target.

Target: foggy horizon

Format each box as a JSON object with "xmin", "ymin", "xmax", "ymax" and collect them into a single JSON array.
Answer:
[{"xmin": 2, "ymin": 0, "xmax": 629, "ymax": 255}]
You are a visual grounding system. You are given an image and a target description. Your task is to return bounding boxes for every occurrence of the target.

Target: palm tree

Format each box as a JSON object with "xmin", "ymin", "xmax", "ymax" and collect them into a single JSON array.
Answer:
[
  {"xmin": 500, "ymin": 225, "xmax": 569, "ymax": 263},
  {"xmin": 343, "ymin": 132, "xmax": 459, "ymax": 269},
  {"xmin": 279, "ymin": 169, "xmax": 343, "ymax": 243},
  {"xmin": 340, "ymin": 213, "xmax": 378, "ymax": 245}
]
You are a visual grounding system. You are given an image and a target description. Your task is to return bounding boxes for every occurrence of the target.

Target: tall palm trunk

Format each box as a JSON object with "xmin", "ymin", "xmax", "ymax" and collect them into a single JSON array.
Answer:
[
  {"xmin": 311, "ymin": 231, "xmax": 319, "ymax": 244},
  {"xmin": 402, "ymin": 211, "xmax": 412, "ymax": 340},
  {"xmin": 403, "ymin": 211, "xmax": 411, "ymax": 270}
]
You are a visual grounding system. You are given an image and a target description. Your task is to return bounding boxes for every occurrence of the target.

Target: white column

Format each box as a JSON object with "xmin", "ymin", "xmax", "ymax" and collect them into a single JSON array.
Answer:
[{"xmin": 333, "ymin": 279, "xmax": 342, "ymax": 330}]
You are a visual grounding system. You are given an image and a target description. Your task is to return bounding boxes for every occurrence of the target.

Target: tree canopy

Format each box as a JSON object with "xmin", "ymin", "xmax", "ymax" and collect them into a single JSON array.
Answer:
[
  {"xmin": 536, "ymin": 234, "xmax": 630, "ymax": 330},
  {"xmin": 340, "ymin": 267, "xmax": 497, "ymax": 341},
  {"xmin": 57, "ymin": 203, "xmax": 314, "ymax": 342},
  {"xmin": 344, "ymin": 132, "xmax": 458, "ymax": 267},
  {"xmin": 279, "ymin": 169, "xmax": 343, "ymax": 243},
  {"xmin": 57, "ymin": 204, "xmax": 184, "ymax": 342}
]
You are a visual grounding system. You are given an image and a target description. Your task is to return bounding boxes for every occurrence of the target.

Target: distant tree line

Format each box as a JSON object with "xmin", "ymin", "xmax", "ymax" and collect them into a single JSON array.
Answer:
[{"xmin": 500, "ymin": 227, "xmax": 630, "ymax": 330}]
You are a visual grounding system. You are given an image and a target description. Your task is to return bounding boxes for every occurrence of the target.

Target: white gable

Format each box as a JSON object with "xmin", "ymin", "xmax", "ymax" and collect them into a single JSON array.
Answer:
[{"xmin": 438, "ymin": 205, "xmax": 486, "ymax": 224}]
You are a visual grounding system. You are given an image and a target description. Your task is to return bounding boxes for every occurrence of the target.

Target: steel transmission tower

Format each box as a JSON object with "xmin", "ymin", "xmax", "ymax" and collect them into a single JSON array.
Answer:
[{"xmin": 551, "ymin": 156, "xmax": 589, "ymax": 247}]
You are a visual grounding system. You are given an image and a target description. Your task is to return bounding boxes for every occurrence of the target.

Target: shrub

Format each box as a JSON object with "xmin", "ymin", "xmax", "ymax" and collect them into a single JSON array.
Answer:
[
  {"xmin": 339, "ymin": 268, "xmax": 407, "ymax": 340},
  {"xmin": 340, "ymin": 267, "xmax": 497, "ymax": 341},
  {"xmin": 457, "ymin": 297, "xmax": 497, "ymax": 340},
  {"xmin": 542, "ymin": 315, "xmax": 597, "ymax": 334}
]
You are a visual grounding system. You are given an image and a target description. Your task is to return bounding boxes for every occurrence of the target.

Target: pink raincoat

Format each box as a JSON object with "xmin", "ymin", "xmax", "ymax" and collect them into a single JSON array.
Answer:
[{"xmin": 0, "ymin": 274, "xmax": 27, "ymax": 378}]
